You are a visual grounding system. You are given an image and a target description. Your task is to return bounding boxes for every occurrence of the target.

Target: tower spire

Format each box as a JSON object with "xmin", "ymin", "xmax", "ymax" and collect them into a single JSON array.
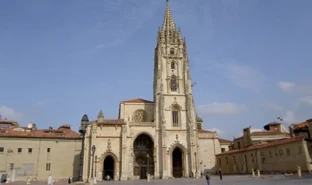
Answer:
[{"xmin": 162, "ymin": 0, "xmax": 176, "ymax": 32}]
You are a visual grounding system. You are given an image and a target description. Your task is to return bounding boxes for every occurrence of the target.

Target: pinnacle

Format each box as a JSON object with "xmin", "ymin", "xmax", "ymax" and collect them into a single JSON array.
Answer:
[
  {"xmin": 97, "ymin": 110, "xmax": 104, "ymax": 118},
  {"xmin": 162, "ymin": 0, "xmax": 176, "ymax": 32}
]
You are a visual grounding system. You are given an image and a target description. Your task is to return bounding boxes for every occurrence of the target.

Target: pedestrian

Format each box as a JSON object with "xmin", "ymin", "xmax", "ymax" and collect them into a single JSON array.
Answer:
[
  {"xmin": 68, "ymin": 176, "xmax": 72, "ymax": 184},
  {"xmin": 218, "ymin": 169, "xmax": 223, "ymax": 180},
  {"xmin": 205, "ymin": 172, "xmax": 210, "ymax": 185}
]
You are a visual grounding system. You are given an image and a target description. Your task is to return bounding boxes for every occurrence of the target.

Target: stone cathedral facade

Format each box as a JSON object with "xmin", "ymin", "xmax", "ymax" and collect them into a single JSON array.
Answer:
[{"xmin": 81, "ymin": 1, "xmax": 221, "ymax": 181}]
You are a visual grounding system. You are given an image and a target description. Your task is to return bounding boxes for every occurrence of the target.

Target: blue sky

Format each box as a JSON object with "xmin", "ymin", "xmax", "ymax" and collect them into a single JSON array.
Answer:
[{"xmin": 0, "ymin": 0, "xmax": 311, "ymax": 140}]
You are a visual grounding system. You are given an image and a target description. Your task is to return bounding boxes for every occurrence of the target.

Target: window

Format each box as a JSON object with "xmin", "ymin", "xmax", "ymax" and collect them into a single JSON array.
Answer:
[
  {"xmin": 171, "ymin": 62, "xmax": 175, "ymax": 70},
  {"xmin": 237, "ymin": 142, "xmax": 241, "ymax": 149},
  {"xmin": 47, "ymin": 148, "xmax": 51, "ymax": 153},
  {"xmin": 17, "ymin": 148, "xmax": 22, "ymax": 153},
  {"xmin": 172, "ymin": 111, "xmax": 179, "ymax": 127},
  {"xmin": 197, "ymin": 123, "xmax": 202, "ymax": 130},
  {"xmin": 269, "ymin": 151, "xmax": 272, "ymax": 158},
  {"xmin": 232, "ymin": 156, "xmax": 236, "ymax": 164},
  {"xmin": 28, "ymin": 148, "xmax": 32, "ymax": 154},
  {"xmin": 46, "ymin": 163, "xmax": 51, "ymax": 171},
  {"xmin": 170, "ymin": 76, "xmax": 178, "ymax": 91},
  {"xmin": 286, "ymin": 148, "xmax": 290, "ymax": 156},
  {"xmin": 221, "ymin": 148, "xmax": 225, "ymax": 153},
  {"xmin": 0, "ymin": 147, "xmax": 4, "ymax": 153},
  {"xmin": 170, "ymin": 48, "xmax": 174, "ymax": 55},
  {"xmin": 261, "ymin": 158, "xmax": 266, "ymax": 164},
  {"xmin": 9, "ymin": 163, "xmax": 14, "ymax": 170},
  {"xmin": 279, "ymin": 149, "xmax": 283, "ymax": 156}
]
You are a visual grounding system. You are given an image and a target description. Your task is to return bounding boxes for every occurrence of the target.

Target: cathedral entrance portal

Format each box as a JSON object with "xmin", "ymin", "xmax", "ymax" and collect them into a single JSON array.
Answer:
[
  {"xmin": 133, "ymin": 134, "xmax": 154, "ymax": 179},
  {"xmin": 103, "ymin": 156, "xmax": 114, "ymax": 180},
  {"xmin": 172, "ymin": 147, "xmax": 183, "ymax": 178}
]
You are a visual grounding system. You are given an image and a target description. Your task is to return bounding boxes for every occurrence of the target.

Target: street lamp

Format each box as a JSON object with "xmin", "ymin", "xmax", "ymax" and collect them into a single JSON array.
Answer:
[
  {"xmin": 78, "ymin": 114, "xmax": 89, "ymax": 181},
  {"xmin": 91, "ymin": 145, "xmax": 96, "ymax": 178},
  {"xmin": 95, "ymin": 155, "xmax": 97, "ymax": 178}
]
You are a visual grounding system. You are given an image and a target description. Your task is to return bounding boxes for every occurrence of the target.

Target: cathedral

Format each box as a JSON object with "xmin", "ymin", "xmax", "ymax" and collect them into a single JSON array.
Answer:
[{"xmin": 79, "ymin": 1, "xmax": 221, "ymax": 181}]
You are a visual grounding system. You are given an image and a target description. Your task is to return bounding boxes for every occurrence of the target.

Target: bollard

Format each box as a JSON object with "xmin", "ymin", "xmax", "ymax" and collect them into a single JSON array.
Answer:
[
  {"xmin": 257, "ymin": 169, "xmax": 260, "ymax": 177},
  {"xmin": 297, "ymin": 166, "xmax": 302, "ymax": 178},
  {"xmin": 146, "ymin": 173, "xmax": 150, "ymax": 182},
  {"xmin": 26, "ymin": 177, "xmax": 31, "ymax": 185},
  {"xmin": 251, "ymin": 169, "xmax": 255, "ymax": 177}
]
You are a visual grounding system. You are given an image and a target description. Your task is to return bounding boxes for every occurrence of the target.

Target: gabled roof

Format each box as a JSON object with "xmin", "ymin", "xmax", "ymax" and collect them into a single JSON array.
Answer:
[
  {"xmin": 90, "ymin": 119, "xmax": 126, "ymax": 125},
  {"xmin": 120, "ymin": 98, "xmax": 154, "ymax": 104},
  {"xmin": 198, "ymin": 129, "xmax": 215, "ymax": 133},
  {"xmin": 0, "ymin": 125, "xmax": 80, "ymax": 139},
  {"xmin": 250, "ymin": 131, "xmax": 290, "ymax": 136},
  {"xmin": 219, "ymin": 138, "xmax": 233, "ymax": 144},
  {"xmin": 216, "ymin": 136, "xmax": 305, "ymax": 156}
]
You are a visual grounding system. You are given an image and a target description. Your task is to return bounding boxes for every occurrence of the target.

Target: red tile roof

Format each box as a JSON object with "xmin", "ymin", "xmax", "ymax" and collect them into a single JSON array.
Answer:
[
  {"xmin": 293, "ymin": 121, "xmax": 308, "ymax": 130},
  {"xmin": 216, "ymin": 136, "xmax": 305, "ymax": 156},
  {"xmin": 198, "ymin": 129, "xmax": 215, "ymax": 133},
  {"xmin": 250, "ymin": 131, "xmax": 290, "ymax": 136},
  {"xmin": 120, "ymin": 98, "xmax": 154, "ymax": 104},
  {"xmin": 0, "ymin": 125, "xmax": 80, "ymax": 139},
  {"xmin": 219, "ymin": 138, "xmax": 233, "ymax": 144},
  {"xmin": 90, "ymin": 119, "xmax": 125, "ymax": 125}
]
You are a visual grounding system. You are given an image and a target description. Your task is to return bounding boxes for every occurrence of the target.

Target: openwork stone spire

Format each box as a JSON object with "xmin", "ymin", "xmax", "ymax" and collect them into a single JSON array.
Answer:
[
  {"xmin": 97, "ymin": 110, "xmax": 104, "ymax": 122},
  {"xmin": 162, "ymin": 0, "xmax": 176, "ymax": 32},
  {"xmin": 158, "ymin": 0, "xmax": 183, "ymax": 44}
]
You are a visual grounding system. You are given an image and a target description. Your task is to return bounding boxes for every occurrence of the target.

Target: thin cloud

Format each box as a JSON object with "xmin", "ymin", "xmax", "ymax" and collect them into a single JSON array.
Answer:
[
  {"xmin": 33, "ymin": 100, "xmax": 50, "ymax": 107},
  {"xmin": 283, "ymin": 110, "xmax": 296, "ymax": 125},
  {"xmin": 209, "ymin": 62, "xmax": 266, "ymax": 91},
  {"xmin": 297, "ymin": 96, "xmax": 312, "ymax": 107},
  {"xmin": 0, "ymin": 105, "xmax": 23, "ymax": 122},
  {"xmin": 277, "ymin": 81, "xmax": 296, "ymax": 92},
  {"xmin": 262, "ymin": 101, "xmax": 284, "ymax": 112},
  {"xmin": 198, "ymin": 102, "xmax": 246, "ymax": 115}
]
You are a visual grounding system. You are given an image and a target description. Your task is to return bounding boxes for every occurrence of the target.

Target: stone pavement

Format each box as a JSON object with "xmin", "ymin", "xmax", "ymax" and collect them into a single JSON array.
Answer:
[{"xmin": 6, "ymin": 174, "xmax": 312, "ymax": 185}]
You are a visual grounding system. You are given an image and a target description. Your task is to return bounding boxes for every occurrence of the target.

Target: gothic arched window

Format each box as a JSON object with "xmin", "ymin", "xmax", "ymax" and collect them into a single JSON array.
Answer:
[
  {"xmin": 171, "ymin": 62, "xmax": 175, "ymax": 70},
  {"xmin": 132, "ymin": 110, "xmax": 147, "ymax": 122},
  {"xmin": 170, "ymin": 75, "xmax": 178, "ymax": 92},
  {"xmin": 170, "ymin": 48, "xmax": 174, "ymax": 55},
  {"xmin": 172, "ymin": 105, "xmax": 180, "ymax": 127}
]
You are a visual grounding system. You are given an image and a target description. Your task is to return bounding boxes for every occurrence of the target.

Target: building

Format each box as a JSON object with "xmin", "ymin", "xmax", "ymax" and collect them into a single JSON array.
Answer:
[
  {"xmin": 0, "ymin": 117, "xmax": 81, "ymax": 181},
  {"xmin": 80, "ymin": 1, "xmax": 222, "ymax": 181},
  {"xmin": 219, "ymin": 139, "xmax": 232, "ymax": 153},
  {"xmin": 216, "ymin": 120, "xmax": 312, "ymax": 174},
  {"xmin": 232, "ymin": 122, "xmax": 290, "ymax": 150}
]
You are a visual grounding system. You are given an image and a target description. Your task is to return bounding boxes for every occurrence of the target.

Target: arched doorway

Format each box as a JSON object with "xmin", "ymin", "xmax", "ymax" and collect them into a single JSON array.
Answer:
[
  {"xmin": 172, "ymin": 147, "xmax": 183, "ymax": 178},
  {"xmin": 103, "ymin": 156, "xmax": 114, "ymax": 180},
  {"xmin": 133, "ymin": 134, "xmax": 154, "ymax": 179}
]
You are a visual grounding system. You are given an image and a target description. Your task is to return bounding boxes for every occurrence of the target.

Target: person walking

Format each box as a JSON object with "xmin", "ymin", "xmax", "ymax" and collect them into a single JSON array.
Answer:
[
  {"xmin": 218, "ymin": 169, "xmax": 223, "ymax": 180},
  {"xmin": 205, "ymin": 172, "xmax": 211, "ymax": 185}
]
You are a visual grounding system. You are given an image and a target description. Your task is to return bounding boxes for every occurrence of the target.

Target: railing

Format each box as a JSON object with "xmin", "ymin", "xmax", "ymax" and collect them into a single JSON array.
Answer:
[{"xmin": 129, "ymin": 122, "xmax": 155, "ymax": 126}]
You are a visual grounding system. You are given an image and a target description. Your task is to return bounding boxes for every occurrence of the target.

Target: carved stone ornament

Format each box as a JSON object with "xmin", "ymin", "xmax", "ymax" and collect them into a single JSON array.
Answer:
[
  {"xmin": 162, "ymin": 125, "xmax": 166, "ymax": 137},
  {"xmin": 106, "ymin": 139, "xmax": 112, "ymax": 152}
]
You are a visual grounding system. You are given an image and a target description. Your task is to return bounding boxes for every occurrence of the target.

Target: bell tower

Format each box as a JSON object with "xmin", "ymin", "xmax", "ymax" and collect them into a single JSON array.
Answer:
[{"xmin": 154, "ymin": 0, "xmax": 199, "ymax": 179}]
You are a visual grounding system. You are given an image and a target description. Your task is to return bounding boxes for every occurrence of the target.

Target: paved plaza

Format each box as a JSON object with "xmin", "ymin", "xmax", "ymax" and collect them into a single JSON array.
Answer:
[{"xmin": 7, "ymin": 174, "xmax": 312, "ymax": 185}]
